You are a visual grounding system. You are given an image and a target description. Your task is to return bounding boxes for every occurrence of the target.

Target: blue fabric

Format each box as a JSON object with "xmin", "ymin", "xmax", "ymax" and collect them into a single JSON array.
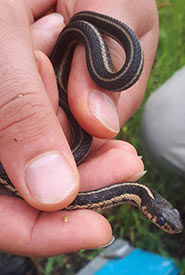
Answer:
[{"xmin": 95, "ymin": 249, "xmax": 179, "ymax": 275}]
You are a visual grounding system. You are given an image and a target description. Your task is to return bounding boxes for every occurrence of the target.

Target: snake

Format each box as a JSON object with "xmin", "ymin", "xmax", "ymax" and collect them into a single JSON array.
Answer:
[{"xmin": 0, "ymin": 11, "xmax": 183, "ymax": 234}]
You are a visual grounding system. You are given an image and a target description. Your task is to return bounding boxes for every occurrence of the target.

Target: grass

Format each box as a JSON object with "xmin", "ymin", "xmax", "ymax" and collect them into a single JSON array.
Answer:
[{"xmin": 40, "ymin": 0, "xmax": 185, "ymax": 274}]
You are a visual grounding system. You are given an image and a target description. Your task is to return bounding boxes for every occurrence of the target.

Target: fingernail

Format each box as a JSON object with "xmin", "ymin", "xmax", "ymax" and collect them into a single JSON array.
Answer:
[
  {"xmin": 25, "ymin": 152, "xmax": 77, "ymax": 204},
  {"xmin": 99, "ymin": 236, "xmax": 115, "ymax": 248},
  {"xmin": 89, "ymin": 90, "xmax": 120, "ymax": 133},
  {"xmin": 129, "ymin": 170, "xmax": 147, "ymax": 181},
  {"xmin": 36, "ymin": 13, "xmax": 64, "ymax": 30}
]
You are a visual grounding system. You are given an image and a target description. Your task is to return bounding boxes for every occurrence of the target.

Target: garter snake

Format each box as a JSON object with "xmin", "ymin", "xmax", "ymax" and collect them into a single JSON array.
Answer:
[{"xmin": 0, "ymin": 11, "xmax": 183, "ymax": 234}]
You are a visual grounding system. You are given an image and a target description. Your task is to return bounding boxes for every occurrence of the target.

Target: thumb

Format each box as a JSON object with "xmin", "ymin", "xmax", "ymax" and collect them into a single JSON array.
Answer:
[{"xmin": 0, "ymin": 12, "xmax": 79, "ymax": 211}]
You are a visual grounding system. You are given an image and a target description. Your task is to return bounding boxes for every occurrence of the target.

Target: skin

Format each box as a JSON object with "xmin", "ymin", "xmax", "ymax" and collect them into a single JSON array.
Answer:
[{"xmin": 0, "ymin": 0, "xmax": 158, "ymax": 257}]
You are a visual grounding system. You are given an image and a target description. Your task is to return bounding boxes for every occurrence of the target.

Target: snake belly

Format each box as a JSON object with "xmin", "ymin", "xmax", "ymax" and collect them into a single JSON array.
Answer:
[{"xmin": 0, "ymin": 11, "xmax": 183, "ymax": 234}]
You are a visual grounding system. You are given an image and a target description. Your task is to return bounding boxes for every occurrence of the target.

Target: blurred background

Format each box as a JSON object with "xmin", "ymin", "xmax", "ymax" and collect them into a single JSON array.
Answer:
[{"xmin": 38, "ymin": 0, "xmax": 185, "ymax": 274}]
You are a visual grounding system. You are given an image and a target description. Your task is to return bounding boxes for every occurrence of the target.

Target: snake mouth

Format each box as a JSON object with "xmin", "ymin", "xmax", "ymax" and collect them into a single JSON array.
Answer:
[
  {"xmin": 161, "ymin": 220, "xmax": 184, "ymax": 234},
  {"xmin": 173, "ymin": 223, "xmax": 184, "ymax": 234},
  {"xmin": 154, "ymin": 221, "xmax": 183, "ymax": 234},
  {"xmin": 168, "ymin": 226, "xmax": 184, "ymax": 234},
  {"xmin": 164, "ymin": 208, "xmax": 184, "ymax": 234}
]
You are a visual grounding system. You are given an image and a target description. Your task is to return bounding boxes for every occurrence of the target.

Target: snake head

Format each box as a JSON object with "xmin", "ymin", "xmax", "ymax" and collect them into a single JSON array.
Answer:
[{"xmin": 141, "ymin": 190, "xmax": 183, "ymax": 234}]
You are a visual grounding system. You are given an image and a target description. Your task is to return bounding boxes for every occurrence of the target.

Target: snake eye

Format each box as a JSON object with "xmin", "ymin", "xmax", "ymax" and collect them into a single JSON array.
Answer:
[{"xmin": 157, "ymin": 216, "xmax": 166, "ymax": 226}]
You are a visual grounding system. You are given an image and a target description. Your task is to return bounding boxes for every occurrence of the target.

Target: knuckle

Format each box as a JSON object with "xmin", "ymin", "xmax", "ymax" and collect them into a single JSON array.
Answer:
[{"xmin": 0, "ymin": 92, "xmax": 52, "ymax": 143}]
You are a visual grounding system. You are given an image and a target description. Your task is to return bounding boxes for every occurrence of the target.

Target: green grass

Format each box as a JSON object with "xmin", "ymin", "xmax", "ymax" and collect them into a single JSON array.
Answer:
[{"xmin": 41, "ymin": 0, "xmax": 185, "ymax": 274}]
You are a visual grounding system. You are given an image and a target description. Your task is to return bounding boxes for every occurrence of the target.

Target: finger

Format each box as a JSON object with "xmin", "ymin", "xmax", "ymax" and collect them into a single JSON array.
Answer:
[
  {"xmin": 0, "ymin": 2, "xmax": 79, "ymax": 211},
  {"xmin": 36, "ymin": 50, "xmax": 72, "ymax": 143},
  {"xmin": 31, "ymin": 13, "xmax": 65, "ymax": 55},
  {"xmin": 68, "ymin": 46, "xmax": 120, "ymax": 139},
  {"xmin": 36, "ymin": 50, "xmax": 72, "ymax": 141},
  {"xmin": 57, "ymin": 0, "xmax": 158, "ymax": 135},
  {"xmin": 35, "ymin": 50, "xmax": 59, "ymax": 110},
  {"xmin": 0, "ymin": 196, "xmax": 112, "ymax": 257},
  {"xmin": 78, "ymin": 140, "xmax": 145, "ymax": 191},
  {"xmin": 56, "ymin": 2, "xmax": 125, "ymax": 139},
  {"xmin": 26, "ymin": 0, "xmax": 57, "ymax": 19}
]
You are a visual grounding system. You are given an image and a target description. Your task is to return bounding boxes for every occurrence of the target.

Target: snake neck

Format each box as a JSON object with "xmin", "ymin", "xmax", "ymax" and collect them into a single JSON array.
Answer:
[{"xmin": 65, "ymin": 182, "xmax": 155, "ymax": 210}]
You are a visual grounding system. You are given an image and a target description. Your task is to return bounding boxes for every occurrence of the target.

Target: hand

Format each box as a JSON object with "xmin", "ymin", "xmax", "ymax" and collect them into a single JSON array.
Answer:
[{"xmin": 0, "ymin": 0, "xmax": 158, "ymax": 257}]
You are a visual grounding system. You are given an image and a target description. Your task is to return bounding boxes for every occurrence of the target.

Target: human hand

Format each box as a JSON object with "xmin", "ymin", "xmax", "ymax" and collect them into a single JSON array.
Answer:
[{"xmin": 0, "ymin": 0, "xmax": 158, "ymax": 257}]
